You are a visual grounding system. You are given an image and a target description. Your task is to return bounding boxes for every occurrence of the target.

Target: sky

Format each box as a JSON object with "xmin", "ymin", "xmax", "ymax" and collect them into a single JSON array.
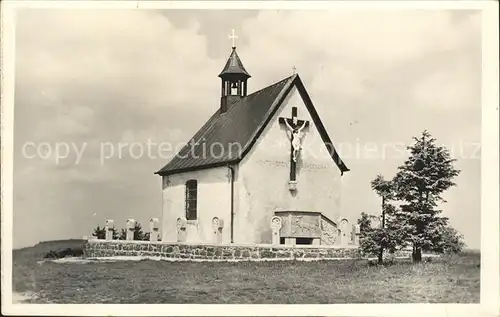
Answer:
[{"xmin": 13, "ymin": 9, "xmax": 482, "ymax": 249}]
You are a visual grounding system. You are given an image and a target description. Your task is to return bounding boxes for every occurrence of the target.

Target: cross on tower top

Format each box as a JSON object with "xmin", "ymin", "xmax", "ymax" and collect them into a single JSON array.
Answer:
[
  {"xmin": 228, "ymin": 29, "xmax": 238, "ymax": 48},
  {"xmin": 292, "ymin": 66, "xmax": 297, "ymax": 75}
]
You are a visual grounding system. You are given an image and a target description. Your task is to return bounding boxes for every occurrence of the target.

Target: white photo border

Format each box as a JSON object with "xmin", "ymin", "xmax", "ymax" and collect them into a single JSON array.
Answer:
[{"xmin": 1, "ymin": 1, "xmax": 498, "ymax": 316}]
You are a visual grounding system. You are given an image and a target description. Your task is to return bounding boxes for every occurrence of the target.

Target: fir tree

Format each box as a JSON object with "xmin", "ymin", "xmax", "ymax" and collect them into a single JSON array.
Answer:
[
  {"xmin": 117, "ymin": 222, "xmax": 146, "ymax": 240},
  {"xmin": 133, "ymin": 222, "xmax": 145, "ymax": 241},
  {"xmin": 92, "ymin": 225, "xmax": 106, "ymax": 239},
  {"xmin": 392, "ymin": 130, "xmax": 460, "ymax": 262},
  {"xmin": 119, "ymin": 228, "xmax": 127, "ymax": 240},
  {"xmin": 111, "ymin": 226, "xmax": 120, "ymax": 240}
]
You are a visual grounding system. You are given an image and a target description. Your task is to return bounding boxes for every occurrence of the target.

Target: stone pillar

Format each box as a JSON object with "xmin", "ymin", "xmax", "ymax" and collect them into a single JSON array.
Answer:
[
  {"xmin": 270, "ymin": 216, "xmax": 282, "ymax": 245},
  {"xmin": 312, "ymin": 238, "xmax": 320, "ymax": 245},
  {"xmin": 105, "ymin": 219, "xmax": 114, "ymax": 240},
  {"xmin": 126, "ymin": 219, "xmax": 136, "ymax": 241},
  {"xmin": 285, "ymin": 238, "xmax": 295, "ymax": 246},
  {"xmin": 212, "ymin": 217, "xmax": 224, "ymax": 244},
  {"xmin": 176, "ymin": 217, "xmax": 187, "ymax": 243},
  {"xmin": 149, "ymin": 218, "xmax": 160, "ymax": 242},
  {"xmin": 339, "ymin": 219, "xmax": 350, "ymax": 246},
  {"xmin": 352, "ymin": 224, "xmax": 360, "ymax": 245}
]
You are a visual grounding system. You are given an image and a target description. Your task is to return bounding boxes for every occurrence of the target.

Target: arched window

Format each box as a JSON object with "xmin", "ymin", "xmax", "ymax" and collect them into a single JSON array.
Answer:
[{"xmin": 185, "ymin": 180, "xmax": 198, "ymax": 220}]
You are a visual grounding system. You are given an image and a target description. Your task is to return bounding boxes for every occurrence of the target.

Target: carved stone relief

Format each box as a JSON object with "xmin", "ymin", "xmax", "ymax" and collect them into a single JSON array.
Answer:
[
  {"xmin": 290, "ymin": 215, "xmax": 321, "ymax": 237},
  {"xmin": 320, "ymin": 218, "xmax": 338, "ymax": 245}
]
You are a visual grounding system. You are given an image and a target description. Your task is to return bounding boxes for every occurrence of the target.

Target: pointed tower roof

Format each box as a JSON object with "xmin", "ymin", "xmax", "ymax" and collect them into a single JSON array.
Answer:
[{"xmin": 218, "ymin": 47, "xmax": 251, "ymax": 78}]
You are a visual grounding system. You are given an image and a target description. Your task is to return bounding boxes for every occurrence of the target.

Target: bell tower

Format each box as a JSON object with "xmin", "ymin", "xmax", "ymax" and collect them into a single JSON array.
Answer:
[{"xmin": 218, "ymin": 30, "xmax": 251, "ymax": 114}]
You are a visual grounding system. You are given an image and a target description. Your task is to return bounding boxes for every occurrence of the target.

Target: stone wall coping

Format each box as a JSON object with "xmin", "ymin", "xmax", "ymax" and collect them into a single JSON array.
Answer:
[
  {"xmin": 86, "ymin": 256, "xmax": 361, "ymax": 263},
  {"xmin": 274, "ymin": 210, "xmax": 322, "ymax": 215},
  {"xmin": 83, "ymin": 238, "xmax": 359, "ymax": 249}
]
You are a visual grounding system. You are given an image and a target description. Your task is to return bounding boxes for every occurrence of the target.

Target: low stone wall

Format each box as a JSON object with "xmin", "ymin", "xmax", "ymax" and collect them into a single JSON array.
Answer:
[{"xmin": 83, "ymin": 239, "xmax": 361, "ymax": 261}]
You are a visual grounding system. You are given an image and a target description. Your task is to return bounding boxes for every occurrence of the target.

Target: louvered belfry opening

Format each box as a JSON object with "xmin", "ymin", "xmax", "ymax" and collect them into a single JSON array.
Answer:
[{"xmin": 218, "ymin": 47, "xmax": 251, "ymax": 114}]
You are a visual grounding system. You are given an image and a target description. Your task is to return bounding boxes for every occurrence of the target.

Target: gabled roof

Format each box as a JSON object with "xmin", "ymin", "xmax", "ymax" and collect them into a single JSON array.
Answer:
[
  {"xmin": 155, "ymin": 74, "xmax": 349, "ymax": 176},
  {"xmin": 218, "ymin": 48, "xmax": 251, "ymax": 78}
]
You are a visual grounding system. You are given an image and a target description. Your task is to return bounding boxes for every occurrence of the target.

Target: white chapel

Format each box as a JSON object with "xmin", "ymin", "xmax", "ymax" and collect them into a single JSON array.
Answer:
[{"xmin": 155, "ymin": 40, "xmax": 356, "ymax": 246}]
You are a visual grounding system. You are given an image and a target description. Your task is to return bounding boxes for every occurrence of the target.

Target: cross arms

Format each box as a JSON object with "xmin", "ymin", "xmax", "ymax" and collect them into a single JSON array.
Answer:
[{"xmin": 278, "ymin": 118, "xmax": 310, "ymax": 129}]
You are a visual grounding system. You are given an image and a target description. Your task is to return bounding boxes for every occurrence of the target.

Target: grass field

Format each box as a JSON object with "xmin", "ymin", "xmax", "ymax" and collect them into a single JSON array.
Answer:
[{"xmin": 12, "ymin": 240, "xmax": 480, "ymax": 304}]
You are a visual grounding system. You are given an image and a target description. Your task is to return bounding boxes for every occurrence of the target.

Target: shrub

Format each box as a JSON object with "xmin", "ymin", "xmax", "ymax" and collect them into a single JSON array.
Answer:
[
  {"xmin": 429, "ymin": 226, "xmax": 465, "ymax": 254},
  {"xmin": 117, "ymin": 222, "xmax": 146, "ymax": 240},
  {"xmin": 44, "ymin": 247, "xmax": 83, "ymax": 259},
  {"xmin": 92, "ymin": 225, "xmax": 106, "ymax": 239}
]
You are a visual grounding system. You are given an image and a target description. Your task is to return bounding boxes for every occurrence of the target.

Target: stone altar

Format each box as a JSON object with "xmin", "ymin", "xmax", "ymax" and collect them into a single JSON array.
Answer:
[{"xmin": 274, "ymin": 211, "xmax": 322, "ymax": 245}]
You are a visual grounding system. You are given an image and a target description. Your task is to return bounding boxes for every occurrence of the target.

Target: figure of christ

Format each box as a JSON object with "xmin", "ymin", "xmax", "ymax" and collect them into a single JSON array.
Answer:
[{"xmin": 284, "ymin": 118, "xmax": 308, "ymax": 162}]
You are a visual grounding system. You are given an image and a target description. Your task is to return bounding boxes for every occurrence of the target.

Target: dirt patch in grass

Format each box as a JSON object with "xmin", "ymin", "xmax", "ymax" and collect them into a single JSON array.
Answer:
[
  {"xmin": 12, "ymin": 292, "xmax": 37, "ymax": 304},
  {"xmin": 13, "ymin": 242, "xmax": 480, "ymax": 304}
]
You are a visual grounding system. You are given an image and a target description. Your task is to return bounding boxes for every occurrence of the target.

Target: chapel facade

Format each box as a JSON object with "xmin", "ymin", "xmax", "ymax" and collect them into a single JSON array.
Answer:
[{"xmin": 155, "ymin": 43, "xmax": 358, "ymax": 247}]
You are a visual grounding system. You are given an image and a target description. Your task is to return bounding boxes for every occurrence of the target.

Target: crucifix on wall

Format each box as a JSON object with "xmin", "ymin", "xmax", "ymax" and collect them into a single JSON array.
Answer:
[{"xmin": 278, "ymin": 107, "xmax": 310, "ymax": 184}]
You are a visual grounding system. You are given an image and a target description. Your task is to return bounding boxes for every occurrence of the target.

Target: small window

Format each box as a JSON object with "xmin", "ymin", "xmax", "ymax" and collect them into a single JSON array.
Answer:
[{"xmin": 185, "ymin": 180, "xmax": 198, "ymax": 220}]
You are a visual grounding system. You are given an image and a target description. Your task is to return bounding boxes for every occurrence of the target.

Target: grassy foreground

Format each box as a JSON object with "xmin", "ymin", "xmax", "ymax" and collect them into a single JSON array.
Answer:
[{"xmin": 13, "ymin": 240, "xmax": 480, "ymax": 304}]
